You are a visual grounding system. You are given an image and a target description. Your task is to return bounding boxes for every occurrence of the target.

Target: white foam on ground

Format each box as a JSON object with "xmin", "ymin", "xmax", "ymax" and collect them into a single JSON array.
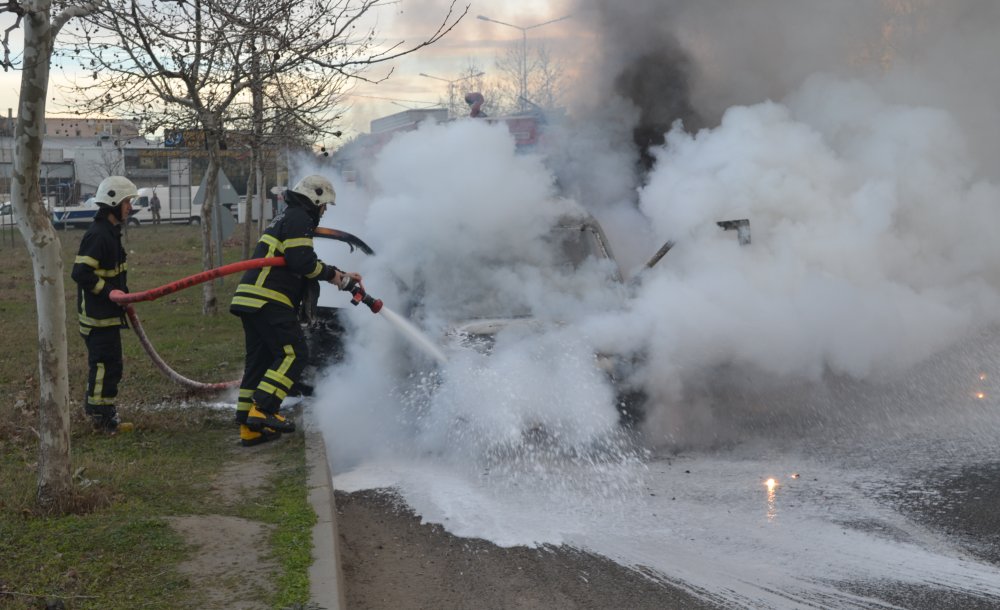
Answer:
[{"xmin": 334, "ymin": 408, "xmax": 1000, "ymax": 607}]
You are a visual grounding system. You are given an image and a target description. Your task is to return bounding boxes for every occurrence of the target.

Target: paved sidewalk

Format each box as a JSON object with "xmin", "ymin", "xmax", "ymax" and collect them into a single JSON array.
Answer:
[{"xmin": 305, "ymin": 427, "xmax": 346, "ymax": 610}]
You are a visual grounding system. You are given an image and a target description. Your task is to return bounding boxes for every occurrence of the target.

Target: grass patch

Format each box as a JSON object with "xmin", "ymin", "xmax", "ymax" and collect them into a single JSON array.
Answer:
[
  {"xmin": 239, "ymin": 433, "xmax": 317, "ymax": 607},
  {"xmin": 0, "ymin": 224, "xmax": 315, "ymax": 609},
  {"xmin": 0, "ymin": 411, "xmax": 236, "ymax": 609},
  {"xmin": 0, "ymin": 224, "xmax": 251, "ymax": 426}
]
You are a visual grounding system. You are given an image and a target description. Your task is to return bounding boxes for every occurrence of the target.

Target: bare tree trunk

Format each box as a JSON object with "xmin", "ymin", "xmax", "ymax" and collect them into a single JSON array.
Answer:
[
  {"xmin": 15, "ymin": 7, "xmax": 72, "ymax": 507},
  {"xmin": 261, "ymin": 144, "xmax": 279, "ymax": 236},
  {"xmin": 257, "ymin": 184, "xmax": 269, "ymax": 236},
  {"xmin": 200, "ymin": 115, "xmax": 222, "ymax": 315},
  {"xmin": 242, "ymin": 154, "xmax": 255, "ymax": 260},
  {"xmin": 243, "ymin": 41, "xmax": 262, "ymax": 260},
  {"xmin": 255, "ymin": 153, "xmax": 266, "ymax": 231}
]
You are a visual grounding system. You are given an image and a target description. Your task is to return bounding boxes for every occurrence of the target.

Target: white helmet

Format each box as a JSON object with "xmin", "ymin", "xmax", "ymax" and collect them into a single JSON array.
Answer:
[
  {"xmin": 291, "ymin": 175, "xmax": 336, "ymax": 208},
  {"xmin": 95, "ymin": 176, "xmax": 138, "ymax": 208}
]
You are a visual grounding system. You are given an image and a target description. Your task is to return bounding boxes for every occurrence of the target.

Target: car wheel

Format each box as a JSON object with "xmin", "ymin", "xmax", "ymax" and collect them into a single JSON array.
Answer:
[{"xmin": 189, "ymin": 216, "xmax": 201, "ymax": 226}]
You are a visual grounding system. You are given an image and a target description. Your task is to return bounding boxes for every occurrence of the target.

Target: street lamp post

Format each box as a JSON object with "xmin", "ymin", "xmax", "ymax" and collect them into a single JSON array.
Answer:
[
  {"xmin": 477, "ymin": 13, "xmax": 571, "ymax": 112},
  {"xmin": 419, "ymin": 71, "xmax": 485, "ymax": 116}
]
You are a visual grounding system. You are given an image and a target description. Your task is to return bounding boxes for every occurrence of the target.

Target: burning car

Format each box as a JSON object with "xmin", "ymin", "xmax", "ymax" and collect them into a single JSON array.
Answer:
[
  {"xmin": 305, "ymin": 208, "xmax": 750, "ymax": 429},
  {"xmin": 306, "ymin": 210, "xmax": 650, "ymax": 425},
  {"xmin": 436, "ymin": 213, "xmax": 647, "ymax": 418}
]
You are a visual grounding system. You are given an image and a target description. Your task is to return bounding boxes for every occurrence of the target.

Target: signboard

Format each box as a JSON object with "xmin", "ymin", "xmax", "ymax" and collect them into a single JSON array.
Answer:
[
  {"xmin": 163, "ymin": 129, "xmax": 206, "ymax": 149},
  {"xmin": 163, "ymin": 130, "xmax": 183, "ymax": 147}
]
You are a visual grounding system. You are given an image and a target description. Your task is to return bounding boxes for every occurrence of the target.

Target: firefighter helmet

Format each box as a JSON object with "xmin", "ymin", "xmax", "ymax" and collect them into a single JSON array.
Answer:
[
  {"xmin": 94, "ymin": 176, "xmax": 138, "ymax": 208},
  {"xmin": 291, "ymin": 175, "xmax": 336, "ymax": 208}
]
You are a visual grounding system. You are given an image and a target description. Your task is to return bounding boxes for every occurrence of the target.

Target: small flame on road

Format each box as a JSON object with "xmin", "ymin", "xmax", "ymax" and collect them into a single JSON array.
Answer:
[{"xmin": 764, "ymin": 478, "xmax": 778, "ymax": 522}]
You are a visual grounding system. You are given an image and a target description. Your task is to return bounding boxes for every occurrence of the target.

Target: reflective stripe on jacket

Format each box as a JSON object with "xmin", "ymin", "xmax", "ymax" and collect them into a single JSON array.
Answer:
[
  {"xmin": 230, "ymin": 200, "xmax": 335, "ymax": 314},
  {"xmin": 71, "ymin": 216, "xmax": 128, "ymax": 334}
]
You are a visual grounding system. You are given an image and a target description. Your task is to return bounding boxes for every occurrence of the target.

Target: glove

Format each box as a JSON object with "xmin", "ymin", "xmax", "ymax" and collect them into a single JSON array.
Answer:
[{"xmin": 338, "ymin": 272, "xmax": 364, "ymax": 292}]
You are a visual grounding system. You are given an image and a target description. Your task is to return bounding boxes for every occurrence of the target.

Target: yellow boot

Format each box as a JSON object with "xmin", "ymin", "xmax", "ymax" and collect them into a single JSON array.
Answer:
[
  {"xmin": 245, "ymin": 403, "xmax": 295, "ymax": 433},
  {"xmin": 240, "ymin": 425, "xmax": 281, "ymax": 447}
]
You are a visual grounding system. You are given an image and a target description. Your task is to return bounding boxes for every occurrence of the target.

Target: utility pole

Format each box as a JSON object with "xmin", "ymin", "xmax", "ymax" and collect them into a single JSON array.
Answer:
[
  {"xmin": 477, "ymin": 13, "xmax": 571, "ymax": 112},
  {"xmin": 419, "ymin": 71, "xmax": 485, "ymax": 117}
]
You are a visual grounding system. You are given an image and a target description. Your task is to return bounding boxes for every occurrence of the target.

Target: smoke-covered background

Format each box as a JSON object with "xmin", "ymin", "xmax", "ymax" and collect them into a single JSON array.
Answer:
[{"xmin": 302, "ymin": 0, "xmax": 1000, "ymax": 467}]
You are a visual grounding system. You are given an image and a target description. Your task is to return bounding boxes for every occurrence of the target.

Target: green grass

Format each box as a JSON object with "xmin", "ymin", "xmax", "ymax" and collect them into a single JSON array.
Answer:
[
  {"xmin": 0, "ymin": 223, "xmax": 249, "ymax": 412},
  {"xmin": 0, "ymin": 223, "xmax": 315, "ymax": 609},
  {"xmin": 240, "ymin": 433, "xmax": 317, "ymax": 608}
]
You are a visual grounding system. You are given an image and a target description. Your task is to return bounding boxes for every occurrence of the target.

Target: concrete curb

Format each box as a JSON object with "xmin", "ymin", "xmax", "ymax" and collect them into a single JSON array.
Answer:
[{"xmin": 305, "ymin": 428, "xmax": 346, "ymax": 610}]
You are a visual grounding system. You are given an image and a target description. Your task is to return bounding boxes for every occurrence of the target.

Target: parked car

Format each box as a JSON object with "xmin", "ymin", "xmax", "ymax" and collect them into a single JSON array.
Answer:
[
  {"xmin": 438, "ymin": 213, "xmax": 645, "ymax": 422},
  {"xmin": 0, "ymin": 202, "xmax": 13, "ymax": 227},
  {"xmin": 51, "ymin": 198, "xmax": 107, "ymax": 229}
]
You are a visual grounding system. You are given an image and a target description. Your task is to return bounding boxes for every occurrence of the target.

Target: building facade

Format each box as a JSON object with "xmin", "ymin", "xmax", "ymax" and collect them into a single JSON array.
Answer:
[{"xmin": 0, "ymin": 114, "xmax": 285, "ymax": 208}]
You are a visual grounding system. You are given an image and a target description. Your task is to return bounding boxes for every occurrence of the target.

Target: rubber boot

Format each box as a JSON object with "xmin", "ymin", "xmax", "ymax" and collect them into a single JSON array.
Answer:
[
  {"xmin": 245, "ymin": 404, "xmax": 295, "ymax": 434},
  {"xmin": 86, "ymin": 404, "xmax": 123, "ymax": 434},
  {"xmin": 93, "ymin": 414, "xmax": 120, "ymax": 433},
  {"xmin": 240, "ymin": 425, "xmax": 281, "ymax": 447}
]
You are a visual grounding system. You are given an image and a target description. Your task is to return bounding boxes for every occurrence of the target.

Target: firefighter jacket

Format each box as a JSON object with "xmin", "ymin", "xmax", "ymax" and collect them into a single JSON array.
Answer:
[
  {"xmin": 71, "ymin": 216, "xmax": 128, "ymax": 335},
  {"xmin": 230, "ymin": 196, "xmax": 338, "ymax": 315}
]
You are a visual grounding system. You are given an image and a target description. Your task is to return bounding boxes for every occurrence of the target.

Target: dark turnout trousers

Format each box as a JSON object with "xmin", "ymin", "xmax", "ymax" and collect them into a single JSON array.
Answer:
[
  {"xmin": 83, "ymin": 327, "xmax": 123, "ymax": 420},
  {"xmin": 236, "ymin": 304, "xmax": 309, "ymax": 419}
]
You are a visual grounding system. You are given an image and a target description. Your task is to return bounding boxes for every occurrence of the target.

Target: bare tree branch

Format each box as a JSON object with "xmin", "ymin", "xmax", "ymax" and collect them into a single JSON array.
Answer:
[
  {"xmin": 1, "ymin": 0, "xmax": 26, "ymax": 71},
  {"xmin": 59, "ymin": 0, "xmax": 465, "ymax": 312}
]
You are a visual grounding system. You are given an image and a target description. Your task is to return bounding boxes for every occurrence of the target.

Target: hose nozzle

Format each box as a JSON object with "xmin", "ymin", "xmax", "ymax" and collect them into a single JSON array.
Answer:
[{"xmin": 341, "ymin": 276, "xmax": 383, "ymax": 313}]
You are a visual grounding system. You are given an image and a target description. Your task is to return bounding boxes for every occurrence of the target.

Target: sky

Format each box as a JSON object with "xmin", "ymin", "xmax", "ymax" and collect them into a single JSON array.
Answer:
[
  {"xmin": 313, "ymin": 0, "xmax": 580, "ymax": 136},
  {"xmin": 0, "ymin": 0, "xmax": 577, "ymax": 136},
  {"xmin": 1, "ymin": 0, "xmax": 998, "ymax": 165}
]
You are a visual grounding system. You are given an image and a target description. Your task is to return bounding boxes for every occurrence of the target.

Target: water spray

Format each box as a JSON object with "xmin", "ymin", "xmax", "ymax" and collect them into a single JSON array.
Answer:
[
  {"xmin": 380, "ymin": 306, "xmax": 449, "ymax": 365},
  {"xmin": 337, "ymin": 275, "xmax": 448, "ymax": 364}
]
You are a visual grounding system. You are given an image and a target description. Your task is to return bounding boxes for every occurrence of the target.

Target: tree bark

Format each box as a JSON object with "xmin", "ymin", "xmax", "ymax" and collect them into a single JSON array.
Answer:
[
  {"xmin": 15, "ymin": 3, "xmax": 73, "ymax": 508},
  {"xmin": 254, "ymin": 152, "xmax": 265, "ymax": 232},
  {"xmin": 242, "ymin": 41, "xmax": 262, "ymax": 259},
  {"xmin": 200, "ymin": 114, "xmax": 221, "ymax": 315},
  {"xmin": 242, "ymin": 153, "xmax": 255, "ymax": 259}
]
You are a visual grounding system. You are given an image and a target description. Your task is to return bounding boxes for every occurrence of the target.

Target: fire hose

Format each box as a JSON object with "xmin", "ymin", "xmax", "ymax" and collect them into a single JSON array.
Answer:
[
  {"xmin": 109, "ymin": 257, "xmax": 284, "ymax": 391},
  {"xmin": 108, "ymin": 257, "xmax": 382, "ymax": 392}
]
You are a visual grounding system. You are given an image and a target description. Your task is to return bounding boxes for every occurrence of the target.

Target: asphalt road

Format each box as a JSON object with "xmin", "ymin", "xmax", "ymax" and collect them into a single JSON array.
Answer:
[{"xmin": 330, "ymin": 334, "xmax": 1000, "ymax": 608}]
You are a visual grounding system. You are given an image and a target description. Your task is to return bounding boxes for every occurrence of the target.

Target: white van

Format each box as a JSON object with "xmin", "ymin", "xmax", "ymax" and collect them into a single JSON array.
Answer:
[
  {"xmin": 130, "ymin": 186, "xmax": 202, "ymax": 226},
  {"xmin": 130, "ymin": 185, "xmax": 239, "ymax": 227}
]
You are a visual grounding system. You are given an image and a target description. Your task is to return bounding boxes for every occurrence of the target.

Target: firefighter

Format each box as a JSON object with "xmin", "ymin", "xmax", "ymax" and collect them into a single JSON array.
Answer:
[
  {"xmin": 230, "ymin": 175, "xmax": 362, "ymax": 446},
  {"xmin": 71, "ymin": 175, "xmax": 137, "ymax": 432}
]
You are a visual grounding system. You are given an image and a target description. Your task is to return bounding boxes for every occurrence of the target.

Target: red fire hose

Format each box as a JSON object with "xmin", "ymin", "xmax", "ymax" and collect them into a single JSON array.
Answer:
[{"xmin": 109, "ymin": 257, "xmax": 286, "ymax": 392}]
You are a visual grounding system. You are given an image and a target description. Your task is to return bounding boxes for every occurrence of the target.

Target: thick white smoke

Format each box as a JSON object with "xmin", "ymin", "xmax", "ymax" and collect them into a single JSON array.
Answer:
[
  {"xmin": 311, "ymin": 120, "xmax": 635, "ymax": 471},
  {"xmin": 308, "ymin": 1, "xmax": 1000, "ymax": 461},
  {"xmin": 314, "ymin": 86, "xmax": 1000, "ymax": 460},
  {"xmin": 589, "ymin": 75, "xmax": 1000, "ymax": 444}
]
